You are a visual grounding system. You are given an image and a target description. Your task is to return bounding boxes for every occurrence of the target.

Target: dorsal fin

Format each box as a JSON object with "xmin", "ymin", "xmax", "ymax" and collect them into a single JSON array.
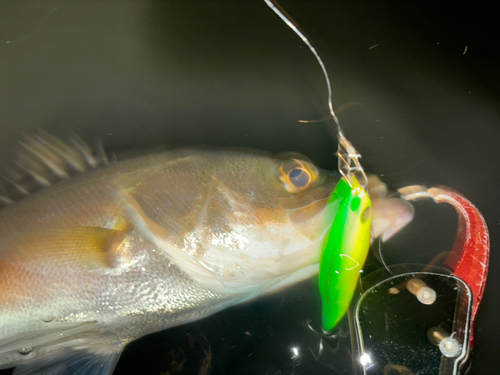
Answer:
[{"xmin": 0, "ymin": 131, "xmax": 113, "ymax": 207}]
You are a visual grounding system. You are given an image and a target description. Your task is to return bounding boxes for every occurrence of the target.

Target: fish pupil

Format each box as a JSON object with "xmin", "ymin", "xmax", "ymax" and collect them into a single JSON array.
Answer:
[
  {"xmin": 289, "ymin": 168, "xmax": 302, "ymax": 178},
  {"xmin": 288, "ymin": 168, "xmax": 310, "ymax": 189}
]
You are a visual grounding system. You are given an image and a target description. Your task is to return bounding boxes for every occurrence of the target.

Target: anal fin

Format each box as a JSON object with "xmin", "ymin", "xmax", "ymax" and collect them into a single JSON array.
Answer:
[
  {"xmin": 0, "ymin": 322, "xmax": 122, "ymax": 375},
  {"xmin": 0, "ymin": 322, "xmax": 96, "ymax": 357}
]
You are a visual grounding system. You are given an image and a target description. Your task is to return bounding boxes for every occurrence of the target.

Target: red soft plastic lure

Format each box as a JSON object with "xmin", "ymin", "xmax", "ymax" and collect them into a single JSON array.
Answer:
[
  {"xmin": 402, "ymin": 186, "xmax": 489, "ymax": 346},
  {"xmin": 428, "ymin": 187, "xmax": 489, "ymax": 345}
]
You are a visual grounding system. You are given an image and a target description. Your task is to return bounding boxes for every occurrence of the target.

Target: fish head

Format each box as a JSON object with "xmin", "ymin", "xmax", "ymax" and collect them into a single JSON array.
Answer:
[
  {"xmin": 187, "ymin": 152, "xmax": 341, "ymax": 295},
  {"xmin": 127, "ymin": 151, "xmax": 414, "ymax": 297}
]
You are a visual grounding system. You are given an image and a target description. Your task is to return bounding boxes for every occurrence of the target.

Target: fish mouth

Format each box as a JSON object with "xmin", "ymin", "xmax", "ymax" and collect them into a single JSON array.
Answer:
[{"xmin": 287, "ymin": 197, "xmax": 335, "ymax": 240}]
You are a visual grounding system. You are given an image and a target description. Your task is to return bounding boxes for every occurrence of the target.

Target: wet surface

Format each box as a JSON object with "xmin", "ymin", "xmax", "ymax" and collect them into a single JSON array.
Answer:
[{"xmin": 0, "ymin": 0, "xmax": 499, "ymax": 374}]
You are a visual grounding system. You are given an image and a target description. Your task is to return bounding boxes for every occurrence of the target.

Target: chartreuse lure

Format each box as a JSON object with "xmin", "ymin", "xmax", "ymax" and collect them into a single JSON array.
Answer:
[
  {"xmin": 319, "ymin": 176, "xmax": 372, "ymax": 331},
  {"xmin": 264, "ymin": 0, "xmax": 372, "ymax": 331}
]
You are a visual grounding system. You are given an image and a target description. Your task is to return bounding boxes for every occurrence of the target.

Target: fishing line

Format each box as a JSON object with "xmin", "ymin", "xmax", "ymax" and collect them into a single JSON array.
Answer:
[
  {"xmin": 263, "ymin": 0, "xmax": 343, "ymax": 139},
  {"xmin": 374, "ymin": 237, "xmax": 395, "ymax": 276},
  {"xmin": 263, "ymin": 0, "xmax": 368, "ymax": 188}
]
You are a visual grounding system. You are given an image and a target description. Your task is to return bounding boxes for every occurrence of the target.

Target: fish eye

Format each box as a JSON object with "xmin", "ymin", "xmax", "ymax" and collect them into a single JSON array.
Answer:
[
  {"xmin": 279, "ymin": 158, "xmax": 317, "ymax": 193},
  {"xmin": 287, "ymin": 167, "xmax": 311, "ymax": 190}
]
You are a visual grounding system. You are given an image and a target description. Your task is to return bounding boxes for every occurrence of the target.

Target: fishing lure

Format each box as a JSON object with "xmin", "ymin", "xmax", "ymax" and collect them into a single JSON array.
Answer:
[
  {"xmin": 319, "ymin": 176, "xmax": 371, "ymax": 330},
  {"xmin": 265, "ymin": 0, "xmax": 371, "ymax": 330}
]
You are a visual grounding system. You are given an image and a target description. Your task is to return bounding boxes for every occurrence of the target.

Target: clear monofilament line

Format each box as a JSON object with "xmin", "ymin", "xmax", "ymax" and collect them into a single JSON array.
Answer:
[
  {"xmin": 263, "ymin": 0, "xmax": 343, "ymax": 139},
  {"xmin": 264, "ymin": 0, "xmax": 367, "ymax": 187}
]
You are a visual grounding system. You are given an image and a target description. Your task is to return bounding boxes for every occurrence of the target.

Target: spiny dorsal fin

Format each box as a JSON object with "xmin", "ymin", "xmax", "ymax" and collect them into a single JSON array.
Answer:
[{"xmin": 0, "ymin": 131, "xmax": 113, "ymax": 207}]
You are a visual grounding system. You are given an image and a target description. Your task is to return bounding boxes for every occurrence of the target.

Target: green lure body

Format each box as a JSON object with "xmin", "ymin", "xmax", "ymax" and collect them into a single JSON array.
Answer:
[{"xmin": 319, "ymin": 176, "xmax": 372, "ymax": 330}]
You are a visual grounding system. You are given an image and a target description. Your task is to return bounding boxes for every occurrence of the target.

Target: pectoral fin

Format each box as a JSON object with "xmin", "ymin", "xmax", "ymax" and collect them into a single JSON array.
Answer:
[{"xmin": 0, "ymin": 226, "xmax": 130, "ymax": 268}]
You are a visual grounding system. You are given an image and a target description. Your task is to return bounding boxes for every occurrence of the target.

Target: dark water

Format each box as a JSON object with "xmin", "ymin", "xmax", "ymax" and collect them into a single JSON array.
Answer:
[{"xmin": 0, "ymin": 0, "xmax": 499, "ymax": 374}]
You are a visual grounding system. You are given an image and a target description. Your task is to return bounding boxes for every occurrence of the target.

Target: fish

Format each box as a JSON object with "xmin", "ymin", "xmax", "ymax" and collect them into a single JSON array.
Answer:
[{"xmin": 0, "ymin": 133, "xmax": 413, "ymax": 375}]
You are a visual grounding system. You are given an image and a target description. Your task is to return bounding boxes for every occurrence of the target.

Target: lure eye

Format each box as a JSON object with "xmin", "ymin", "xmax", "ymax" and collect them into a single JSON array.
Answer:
[
  {"xmin": 279, "ymin": 158, "xmax": 317, "ymax": 193},
  {"xmin": 287, "ymin": 167, "xmax": 311, "ymax": 190}
]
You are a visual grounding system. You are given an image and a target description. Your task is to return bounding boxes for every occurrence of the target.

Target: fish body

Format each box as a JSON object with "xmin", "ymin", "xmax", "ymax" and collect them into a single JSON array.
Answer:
[{"xmin": 0, "ymin": 141, "xmax": 412, "ymax": 374}]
